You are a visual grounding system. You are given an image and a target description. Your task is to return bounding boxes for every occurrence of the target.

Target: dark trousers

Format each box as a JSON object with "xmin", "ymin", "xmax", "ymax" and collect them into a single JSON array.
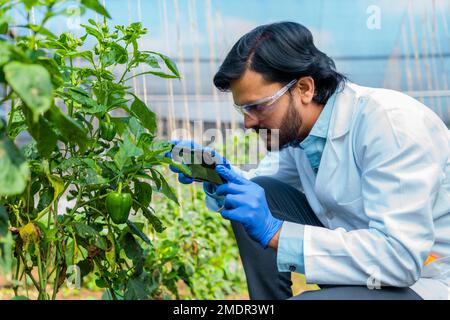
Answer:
[{"xmin": 230, "ymin": 176, "xmax": 422, "ymax": 300}]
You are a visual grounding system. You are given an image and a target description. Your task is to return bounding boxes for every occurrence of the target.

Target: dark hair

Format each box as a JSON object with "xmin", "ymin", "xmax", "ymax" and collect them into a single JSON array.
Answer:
[{"xmin": 213, "ymin": 21, "xmax": 345, "ymax": 105}]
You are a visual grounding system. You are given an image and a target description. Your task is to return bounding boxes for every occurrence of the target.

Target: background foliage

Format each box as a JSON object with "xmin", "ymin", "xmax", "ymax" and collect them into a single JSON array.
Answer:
[{"xmin": 0, "ymin": 0, "xmax": 246, "ymax": 300}]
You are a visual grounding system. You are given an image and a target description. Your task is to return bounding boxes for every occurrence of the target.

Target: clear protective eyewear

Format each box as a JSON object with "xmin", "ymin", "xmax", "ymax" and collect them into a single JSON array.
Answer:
[{"xmin": 233, "ymin": 79, "xmax": 297, "ymax": 119}]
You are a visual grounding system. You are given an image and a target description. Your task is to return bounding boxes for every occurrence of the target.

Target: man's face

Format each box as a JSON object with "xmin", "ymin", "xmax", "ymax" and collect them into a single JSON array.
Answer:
[{"xmin": 230, "ymin": 70, "xmax": 317, "ymax": 150}]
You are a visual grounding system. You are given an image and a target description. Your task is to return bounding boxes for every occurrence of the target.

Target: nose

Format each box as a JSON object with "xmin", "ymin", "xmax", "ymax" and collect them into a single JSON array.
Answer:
[{"xmin": 244, "ymin": 114, "xmax": 259, "ymax": 129}]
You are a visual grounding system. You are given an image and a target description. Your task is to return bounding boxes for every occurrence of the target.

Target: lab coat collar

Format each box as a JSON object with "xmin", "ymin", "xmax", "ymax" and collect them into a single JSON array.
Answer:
[
  {"xmin": 314, "ymin": 81, "xmax": 361, "ymax": 201},
  {"xmin": 307, "ymin": 90, "xmax": 336, "ymax": 140},
  {"xmin": 328, "ymin": 81, "xmax": 359, "ymax": 140}
]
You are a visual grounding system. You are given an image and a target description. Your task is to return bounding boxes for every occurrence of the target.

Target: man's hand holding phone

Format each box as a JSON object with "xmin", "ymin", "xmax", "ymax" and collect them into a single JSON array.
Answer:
[
  {"xmin": 167, "ymin": 140, "xmax": 231, "ymax": 185},
  {"xmin": 166, "ymin": 140, "xmax": 232, "ymax": 212},
  {"xmin": 166, "ymin": 140, "xmax": 282, "ymax": 248}
]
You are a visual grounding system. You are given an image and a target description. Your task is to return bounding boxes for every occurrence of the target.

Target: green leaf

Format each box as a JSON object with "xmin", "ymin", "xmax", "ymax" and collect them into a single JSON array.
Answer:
[
  {"xmin": 114, "ymin": 132, "xmax": 143, "ymax": 170},
  {"xmin": 148, "ymin": 51, "xmax": 180, "ymax": 78},
  {"xmin": 137, "ymin": 133, "xmax": 154, "ymax": 151},
  {"xmin": 77, "ymin": 259, "xmax": 94, "ymax": 278},
  {"xmin": 47, "ymin": 105, "xmax": 89, "ymax": 153},
  {"xmin": 137, "ymin": 70, "xmax": 179, "ymax": 79},
  {"xmin": 161, "ymin": 157, "xmax": 192, "ymax": 177},
  {"xmin": 47, "ymin": 174, "xmax": 64, "ymax": 199},
  {"xmin": 142, "ymin": 54, "xmax": 160, "ymax": 69},
  {"xmin": 0, "ymin": 204, "xmax": 9, "ymax": 237},
  {"xmin": 120, "ymin": 231, "xmax": 143, "ymax": 261},
  {"xmin": 130, "ymin": 95, "xmax": 156, "ymax": 134},
  {"xmin": 126, "ymin": 117, "xmax": 142, "ymax": 140},
  {"xmin": 73, "ymin": 222, "xmax": 99, "ymax": 239},
  {"xmin": 7, "ymin": 108, "xmax": 27, "ymax": 139},
  {"xmin": 141, "ymin": 207, "xmax": 165, "ymax": 233},
  {"xmin": 189, "ymin": 164, "xmax": 224, "ymax": 185},
  {"xmin": 100, "ymin": 50, "xmax": 115, "ymax": 68},
  {"xmin": 134, "ymin": 181, "xmax": 152, "ymax": 208},
  {"xmin": 65, "ymin": 238, "xmax": 75, "ymax": 266},
  {"xmin": 42, "ymin": 227, "xmax": 58, "ymax": 244},
  {"xmin": 21, "ymin": 105, "xmax": 58, "ymax": 157},
  {"xmin": 4, "ymin": 62, "xmax": 53, "ymax": 122},
  {"xmin": 81, "ymin": 0, "xmax": 111, "ymax": 18},
  {"xmin": 150, "ymin": 140, "xmax": 174, "ymax": 154},
  {"xmin": 37, "ymin": 58, "xmax": 64, "ymax": 88},
  {"xmin": 81, "ymin": 24, "xmax": 103, "ymax": 41},
  {"xmin": 78, "ymin": 168, "xmax": 107, "ymax": 186},
  {"xmin": 64, "ymin": 50, "xmax": 93, "ymax": 61},
  {"xmin": 73, "ymin": 222, "xmax": 105, "ymax": 249},
  {"xmin": 126, "ymin": 220, "xmax": 151, "ymax": 245},
  {"xmin": 64, "ymin": 88, "xmax": 107, "ymax": 114},
  {"xmin": 149, "ymin": 168, "xmax": 161, "ymax": 190},
  {"xmin": 21, "ymin": 141, "xmax": 39, "ymax": 161},
  {"xmin": 124, "ymin": 275, "xmax": 150, "ymax": 300},
  {"xmin": 0, "ymin": 42, "xmax": 11, "ymax": 66},
  {"xmin": 102, "ymin": 43, "xmax": 128, "ymax": 67},
  {"xmin": 96, "ymin": 236, "xmax": 107, "ymax": 250},
  {"xmin": 158, "ymin": 172, "xmax": 179, "ymax": 205},
  {"xmin": 0, "ymin": 22, "xmax": 8, "ymax": 35},
  {"xmin": 0, "ymin": 135, "xmax": 30, "ymax": 196},
  {"xmin": 56, "ymin": 157, "xmax": 101, "ymax": 178},
  {"xmin": 37, "ymin": 188, "xmax": 53, "ymax": 212},
  {"xmin": 22, "ymin": 0, "xmax": 38, "ymax": 11}
]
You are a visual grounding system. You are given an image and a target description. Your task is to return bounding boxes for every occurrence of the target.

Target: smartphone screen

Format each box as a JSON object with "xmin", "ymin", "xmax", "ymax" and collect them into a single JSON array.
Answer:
[
  {"xmin": 187, "ymin": 163, "xmax": 225, "ymax": 185},
  {"xmin": 172, "ymin": 146, "xmax": 225, "ymax": 185}
]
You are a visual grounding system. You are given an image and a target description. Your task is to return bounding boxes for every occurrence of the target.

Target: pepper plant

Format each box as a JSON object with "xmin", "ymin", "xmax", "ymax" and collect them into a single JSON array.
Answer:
[{"xmin": 0, "ymin": 0, "xmax": 185, "ymax": 299}]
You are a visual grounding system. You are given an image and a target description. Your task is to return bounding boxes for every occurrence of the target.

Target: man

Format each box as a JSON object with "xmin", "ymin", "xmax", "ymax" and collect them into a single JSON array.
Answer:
[{"xmin": 170, "ymin": 22, "xmax": 450, "ymax": 300}]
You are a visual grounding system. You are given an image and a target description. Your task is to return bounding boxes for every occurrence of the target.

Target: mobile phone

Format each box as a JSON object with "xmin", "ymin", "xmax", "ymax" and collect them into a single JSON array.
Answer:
[{"xmin": 172, "ymin": 146, "xmax": 226, "ymax": 185}]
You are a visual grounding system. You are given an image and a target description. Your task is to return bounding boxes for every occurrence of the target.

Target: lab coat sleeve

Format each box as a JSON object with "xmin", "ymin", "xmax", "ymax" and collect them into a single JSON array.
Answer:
[{"xmin": 303, "ymin": 104, "xmax": 443, "ymax": 287}]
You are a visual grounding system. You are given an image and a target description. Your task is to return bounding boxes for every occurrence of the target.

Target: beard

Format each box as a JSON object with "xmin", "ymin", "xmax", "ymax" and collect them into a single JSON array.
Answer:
[{"xmin": 255, "ymin": 98, "xmax": 302, "ymax": 152}]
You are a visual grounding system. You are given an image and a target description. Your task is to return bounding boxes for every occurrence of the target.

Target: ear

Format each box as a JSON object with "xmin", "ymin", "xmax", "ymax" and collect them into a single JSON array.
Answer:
[{"xmin": 296, "ymin": 76, "xmax": 315, "ymax": 105}]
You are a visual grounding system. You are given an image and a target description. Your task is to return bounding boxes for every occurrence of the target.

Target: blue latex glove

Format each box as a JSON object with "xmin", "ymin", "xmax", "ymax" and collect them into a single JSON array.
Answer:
[
  {"xmin": 215, "ymin": 165, "xmax": 283, "ymax": 249},
  {"xmin": 203, "ymin": 182, "xmax": 226, "ymax": 212},
  {"xmin": 165, "ymin": 140, "xmax": 199, "ymax": 184},
  {"xmin": 166, "ymin": 140, "xmax": 230, "ymax": 185}
]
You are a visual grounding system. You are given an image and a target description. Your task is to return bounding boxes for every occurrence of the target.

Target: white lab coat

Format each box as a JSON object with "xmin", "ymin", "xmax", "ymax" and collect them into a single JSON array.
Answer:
[{"xmin": 240, "ymin": 82, "xmax": 450, "ymax": 300}]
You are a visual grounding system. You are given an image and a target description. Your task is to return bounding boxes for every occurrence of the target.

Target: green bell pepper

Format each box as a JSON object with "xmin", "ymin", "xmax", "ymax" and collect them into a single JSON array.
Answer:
[
  {"xmin": 100, "ymin": 121, "xmax": 117, "ymax": 141},
  {"xmin": 106, "ymin": 182, "xmax": 132, "ymax": 224}
]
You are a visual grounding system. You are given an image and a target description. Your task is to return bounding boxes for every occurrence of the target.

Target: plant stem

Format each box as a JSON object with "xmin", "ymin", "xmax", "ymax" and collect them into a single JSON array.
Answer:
[
  {"xmin": 118, "ymin": 60, "xmax": 130, "ymax": 83},
  {"xmin": 93, "ymin": 257, "xmax": 117, "ymax": 300},
  {"xmin": 34, "ymin": 182, "xmax": 68, "ymax": 222},
  {"xmin": 122, "ymin": 71, "xmax": 159, "ymax": 83},
  {"xmin": 36, "ymin": 246, "xmax": 47, "ymax": 300},
  {"xmin": 12, "ymin": 256, "xmax": 20, "ymax": 296},
  {"xmin": 18, "ymin": 251, "xmax": 40, "ymax": 293},
  {"xmin": 51, "ymin": 247, "xmax": 60, "ymax": 300},
  {"xmin": 86, "ymin": 205, "xmax": 104, "ymax": 216},
  {"xmin": 26, "ymin": 182, "xmax": 31, "ymax": 222},
  {"xmin": 68, "ymin": 57, "xmax": 74, "ymax": 116}
]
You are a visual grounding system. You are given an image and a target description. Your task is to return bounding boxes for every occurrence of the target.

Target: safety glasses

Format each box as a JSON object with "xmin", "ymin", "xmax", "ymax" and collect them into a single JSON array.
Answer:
[{"xmin": 233, "ymin": 79, "xmax": 297, "ymax": 119}]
